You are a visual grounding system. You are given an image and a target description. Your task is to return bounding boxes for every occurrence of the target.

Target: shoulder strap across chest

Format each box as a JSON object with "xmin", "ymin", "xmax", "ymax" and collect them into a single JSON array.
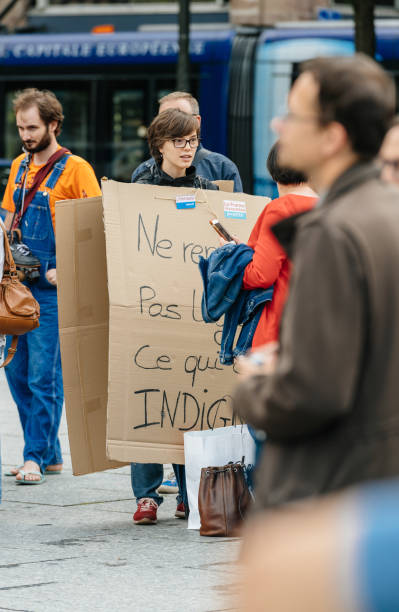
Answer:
[{"xmin": 45, "ymin": 152, "xmax": 71, "ymax": 189}]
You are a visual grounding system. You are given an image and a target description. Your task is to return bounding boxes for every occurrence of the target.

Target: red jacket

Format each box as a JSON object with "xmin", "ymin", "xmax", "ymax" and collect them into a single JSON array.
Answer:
[{"xmin": 243, "ymin": 193, "xmax": 316, "ymax": 347}]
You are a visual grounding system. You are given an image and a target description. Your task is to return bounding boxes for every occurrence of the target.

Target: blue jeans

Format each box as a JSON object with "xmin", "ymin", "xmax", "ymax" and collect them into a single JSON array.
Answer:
[
  {"xmin": 5, "ymin": 286, "xmax": 63, "ymax": 473},
  {"xmin": 7, "ymin": 160, "xmax": 65, "ymax": 473},
  {"xmin": 131, "ymin": 463, "xmax": 187, "ymax": 508}
]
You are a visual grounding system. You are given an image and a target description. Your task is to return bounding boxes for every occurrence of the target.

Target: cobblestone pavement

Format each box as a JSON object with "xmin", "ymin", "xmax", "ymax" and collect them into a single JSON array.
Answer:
[{"xmin": 0, "ymin": 372, "xmax": 239, "ymax": 612}]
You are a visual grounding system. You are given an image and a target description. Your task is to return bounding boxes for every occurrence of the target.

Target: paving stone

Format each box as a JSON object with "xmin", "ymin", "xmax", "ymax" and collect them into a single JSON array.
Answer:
[{"xmin": 0, "ymin": 371, "xmax": 239, "ymax": 611}]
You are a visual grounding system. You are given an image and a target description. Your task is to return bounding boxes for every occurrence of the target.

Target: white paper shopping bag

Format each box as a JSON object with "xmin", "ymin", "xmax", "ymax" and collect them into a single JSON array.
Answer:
[{"xmin": 184, "ymin": 425, "xmax": 256, "ymax": 530}]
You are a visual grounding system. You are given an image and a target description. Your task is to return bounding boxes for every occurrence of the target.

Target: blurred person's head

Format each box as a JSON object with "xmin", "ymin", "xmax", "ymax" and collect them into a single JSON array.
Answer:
[
  {"xmin": 273, "ymin": 55, "xmax": 395, "ymax": 191},
  {"xmin": 267, "ymin": 140, "xmax": 317, "ymax": 197},
  {"xmin": 267, "ymin": 141, "xmax": 308, "ymax": 186},
  {"xmin": 379, "ymin": 116, "xmax": 399, "ymax": 186},
  {"xmin": 147, "ymin": 108, "xmax": 200, "ymax": 178},
  {"xmin": 13, "ymin": 88, "xmax": 64, "ymax": 154},
  {"xmin": 158, "ymin": 91, "xmax": 201, "ymax": 127}
]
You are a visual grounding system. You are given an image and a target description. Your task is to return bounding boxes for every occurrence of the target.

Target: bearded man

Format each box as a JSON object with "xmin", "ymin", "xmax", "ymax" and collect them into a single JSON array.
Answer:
[{"xmin": 1, "ymin": 88, "xmax": 101, "ymax": 484}]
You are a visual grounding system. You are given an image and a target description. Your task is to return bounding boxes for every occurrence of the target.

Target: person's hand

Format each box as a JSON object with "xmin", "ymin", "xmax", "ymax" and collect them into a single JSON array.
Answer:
[
  {"xmin": 218, "ymin": 235, "xmax": 241, "ymax": 247},
  {"xmin": 45, "ymin": 268, "xmax": 57, "ymax": 286},
  {"xmin": 235, "ymin": 342, "xmax": 279, "ymax": 381}
]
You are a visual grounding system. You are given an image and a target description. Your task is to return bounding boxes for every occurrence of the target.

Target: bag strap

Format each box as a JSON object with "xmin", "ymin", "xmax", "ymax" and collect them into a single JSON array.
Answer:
[
  {"xmin": 10, "ymin": 156, "xmax": 30, "ymax": 234},
  {"xmin": 194, "ymin": 146, "xmax": 211, "ymax": 165},
  {"xmin": 0, "ymin": 219, "xmax": 17, "ymax": 277},
  {"xmin": 0, "ymin": 221, "xmax": 19, "ymax": 368},
  {"xmin": 0, "ymin": 335, "xmax": 18, "ymax": 368},
  {"xmin": 12, "ymin": 147, "xmax": 70, "ymax": 229}
]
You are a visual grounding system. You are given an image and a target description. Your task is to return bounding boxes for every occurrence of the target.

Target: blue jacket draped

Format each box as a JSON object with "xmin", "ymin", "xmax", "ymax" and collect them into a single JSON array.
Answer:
[{"xmin": 199, "ymin": 243, "xmax": 274, "ymax": 365}]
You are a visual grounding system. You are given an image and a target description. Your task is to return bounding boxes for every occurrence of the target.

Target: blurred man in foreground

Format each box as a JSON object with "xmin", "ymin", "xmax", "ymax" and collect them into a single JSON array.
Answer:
[
  {"xmin": 238, "ymin": 480, "xmax": 399, "ymax": 612},
  {"xmin": 234, "ymin": 55, "xmax": 399, "ymax": 510}
]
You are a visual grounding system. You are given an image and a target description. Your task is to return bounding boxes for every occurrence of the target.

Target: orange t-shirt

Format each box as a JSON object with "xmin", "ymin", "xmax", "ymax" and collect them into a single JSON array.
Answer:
[
  {"xmin": 243, "ymin": 193, "xmax": 317, "ymax": 347},
  {"xmin": 2, "ymin": 150, "xmax": 101, "ymax": 229}
]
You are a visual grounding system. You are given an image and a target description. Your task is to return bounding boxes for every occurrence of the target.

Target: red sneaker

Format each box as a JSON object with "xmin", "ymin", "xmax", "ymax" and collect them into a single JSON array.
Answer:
[
  {"xmin": 133, "ymin": 498, "xmax": 158, "ymax": 524},
  {"xmin": 175, "ymin": 502, "xmax": 186, "ymax": 519}
]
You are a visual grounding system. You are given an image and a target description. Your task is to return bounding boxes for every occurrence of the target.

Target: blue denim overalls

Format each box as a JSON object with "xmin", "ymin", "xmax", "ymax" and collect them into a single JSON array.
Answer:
[{"xmin": 5, "ymin": 153, "xmax": 70, "ymax": 472}]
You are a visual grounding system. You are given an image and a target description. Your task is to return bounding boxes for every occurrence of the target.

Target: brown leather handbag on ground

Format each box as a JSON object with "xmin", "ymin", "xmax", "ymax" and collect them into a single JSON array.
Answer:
[
  {"xmin": 0, "ymin": 221, "xmax": 40, "ymax": 367},
  {"xmin": 198, "ymin": 461, "xmax": 252, "ymax": 536}
]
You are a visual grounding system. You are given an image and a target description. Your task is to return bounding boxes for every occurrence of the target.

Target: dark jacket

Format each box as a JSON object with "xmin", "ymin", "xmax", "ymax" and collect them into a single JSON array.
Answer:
[
  {"xmin": 132, "ymin": 162, "xmax": 218, "ymax": 191},
  {"xmin": 199, "ymin": 243, "xmax": 274, "ymax": 364},
  {"xmin": 131, "ymin": 144, "xmax": 243, "ymax": 191},
  {"xmin": 234, "ymin": 162, "xmax": 399, "ymax": 510}
]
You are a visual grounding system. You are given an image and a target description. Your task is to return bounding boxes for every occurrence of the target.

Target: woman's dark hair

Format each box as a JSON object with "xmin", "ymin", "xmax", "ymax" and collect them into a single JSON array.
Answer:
[
  {"xmin": 148, "ymin": 108, "xmax": 199, "ymax": 164},
  {"xmin": 302, "ymin": 54, "xmax": 396, "ymax": 161},
  {"xmin": 267, "ymin": 141, "xmax": 307, "ymax": 185}
]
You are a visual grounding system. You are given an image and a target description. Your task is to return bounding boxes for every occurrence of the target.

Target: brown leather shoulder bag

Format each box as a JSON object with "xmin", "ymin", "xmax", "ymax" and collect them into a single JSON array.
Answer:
[
  {"xmin": 198, "ymin": 461, "xmax": 253, "ymax": 537},
  {"xmin": 0, "ymin": 220, "xmax": 40, "ymax": 367}
]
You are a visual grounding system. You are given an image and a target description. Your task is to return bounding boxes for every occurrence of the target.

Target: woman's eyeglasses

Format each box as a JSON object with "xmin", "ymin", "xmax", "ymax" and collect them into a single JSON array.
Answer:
[{"xmin": 172, "ymin": 137, "xmax": 199, "ymax": 149}]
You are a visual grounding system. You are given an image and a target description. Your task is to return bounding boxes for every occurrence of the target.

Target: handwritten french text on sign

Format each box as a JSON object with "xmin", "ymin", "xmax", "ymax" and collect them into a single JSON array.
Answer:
[
  {"xmin": 102, "ymin": 181, "xmax": 269, "ymax": 464},
  {"xmin": 223, "ymin": 199, "xmax": 247, "ymax": 219}
]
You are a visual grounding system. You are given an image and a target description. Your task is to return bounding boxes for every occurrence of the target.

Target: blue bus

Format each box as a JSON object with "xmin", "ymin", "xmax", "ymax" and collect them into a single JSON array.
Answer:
[
  {"xmin": 0, "ymin": 22, "xmax": 397, "ymax": 195},
  {"xmin": 251, "ymin": 22, "xmax": 399, "ymax": 196}
]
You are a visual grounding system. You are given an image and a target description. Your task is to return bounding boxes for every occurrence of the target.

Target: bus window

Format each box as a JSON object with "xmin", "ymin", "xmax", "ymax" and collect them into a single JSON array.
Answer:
[
  {"xmin": 111, "ymin": 88, "xmax": 146, "ymax": 181},
  {"xmin": 109, "ymin": 77, "xmax": 192, "ymax": 182},
  {"xmin": 52, "ymin": 87, "xmax": 90, "ymax": 161},
  {"xmin": 156, "ymin": 81, "xmax": 176, "ymax": 109}
]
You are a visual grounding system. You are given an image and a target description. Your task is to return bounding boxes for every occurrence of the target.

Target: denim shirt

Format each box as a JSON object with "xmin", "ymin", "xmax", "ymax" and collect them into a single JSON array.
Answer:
[
  {"xmin": 199, "ymin": 243, "xmax": 274, "ymax": 365},
  {"xmin": 131, "ymin": 145, "xmax": 243, "ymax": 192}
]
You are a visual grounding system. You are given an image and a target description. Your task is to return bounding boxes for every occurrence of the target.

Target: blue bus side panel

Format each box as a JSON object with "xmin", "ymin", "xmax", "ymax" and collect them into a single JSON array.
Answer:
[
  {"xmin": 0, "ymin": 31, "xmax": 232, "ymax": 66},
  {"xmin": 196, "ymin": 31, "xmax": 232, "ymax": 155},
  {"xmin": 199, "ymin": 59, "xmax": 230, "ymax": 155},
  {"xmin": 0, "ymin": 30, "xmax": 233, "ymax": 156}
]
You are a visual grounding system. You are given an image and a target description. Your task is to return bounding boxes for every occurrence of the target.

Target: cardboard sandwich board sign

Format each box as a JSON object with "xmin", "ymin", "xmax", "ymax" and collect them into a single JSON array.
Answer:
[
  {"xmin": 102, "ymin": 181, "xmax": 269, "ymax": 464},
  {"xmin": 56, "ymin": 196, "xmax": 126, "ymax": 475}
]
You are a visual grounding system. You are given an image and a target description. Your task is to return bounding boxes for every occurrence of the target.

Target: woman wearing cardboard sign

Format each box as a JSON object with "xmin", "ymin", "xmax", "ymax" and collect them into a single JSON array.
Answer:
[{"xmin": 132, "ymin": 108, "xmax": 218, "ymax": 525}]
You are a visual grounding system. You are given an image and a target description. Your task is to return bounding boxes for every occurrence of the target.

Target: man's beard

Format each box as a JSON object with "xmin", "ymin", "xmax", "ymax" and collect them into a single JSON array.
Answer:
[{"xmin": 23, "ymin": 127, "xmax": 52, "ymax": 154}]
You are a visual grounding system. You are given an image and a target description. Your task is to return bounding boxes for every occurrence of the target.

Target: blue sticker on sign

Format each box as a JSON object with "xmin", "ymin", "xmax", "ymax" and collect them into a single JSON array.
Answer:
[
  {"xmin": 223, "ymin": 199, "xmax": 247, "ymax": 219},
  {"xmin": 176, "ymin": 195, "xmax": 196, "ymax": 209}
]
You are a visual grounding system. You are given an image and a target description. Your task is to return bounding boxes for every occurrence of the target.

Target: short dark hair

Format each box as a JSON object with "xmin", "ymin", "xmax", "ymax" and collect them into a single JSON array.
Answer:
[
  {"xmin": 13, "ymin": 88, "xmax": 64, "ymax": 137},
  {"xmin": 267, "ymin": 141, "xmax": 307, "ymax": 185},
  {"xmin": 302, "ymin": 54, "xmax": 395, "ymax": 161},
  {"xmin": 147, "ymin": 108, "xmax": 199, "ymax": 164}
]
